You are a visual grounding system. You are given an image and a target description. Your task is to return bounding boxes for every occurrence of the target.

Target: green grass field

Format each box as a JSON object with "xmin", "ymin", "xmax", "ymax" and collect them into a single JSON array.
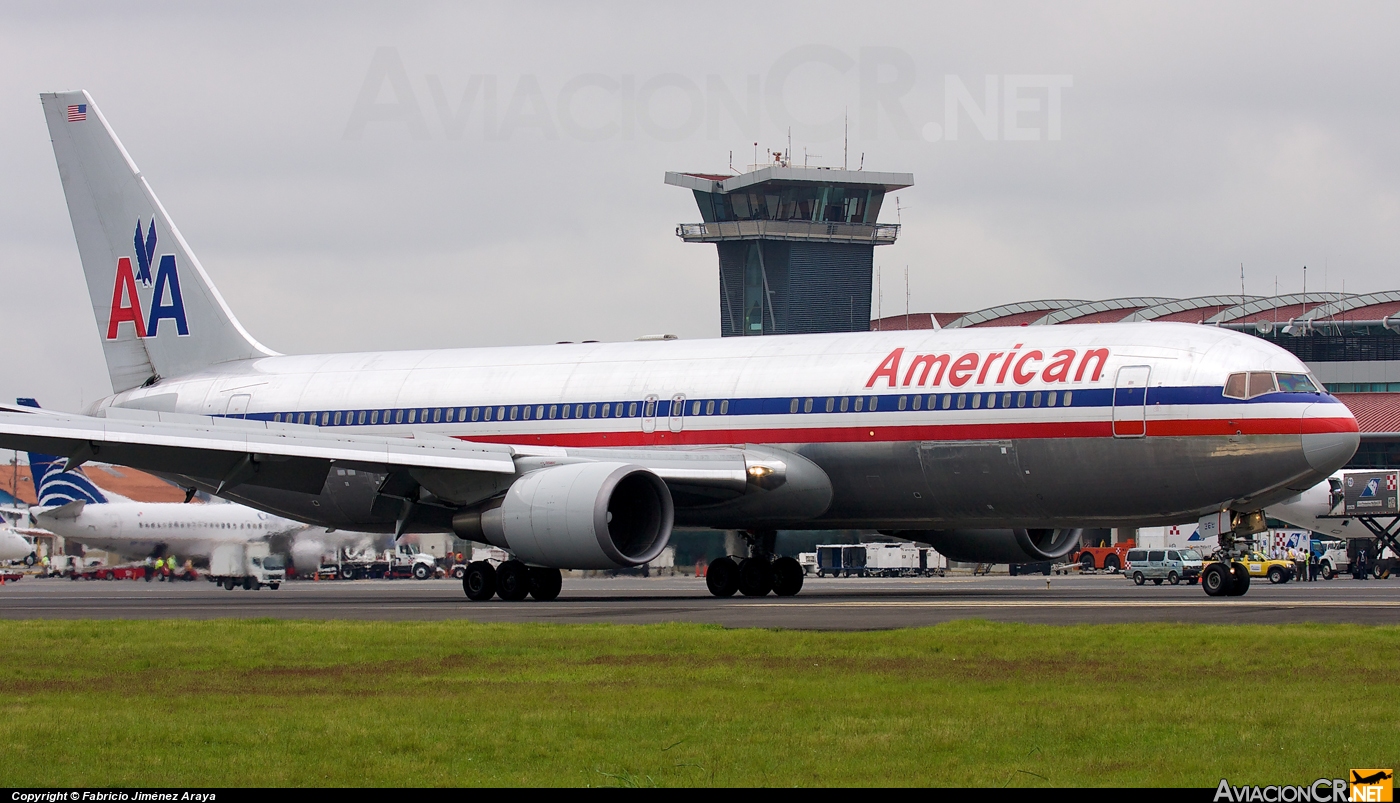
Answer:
[{"xmin": 0, "ymin": 619, "xmax": 1393, "ymax": 787}]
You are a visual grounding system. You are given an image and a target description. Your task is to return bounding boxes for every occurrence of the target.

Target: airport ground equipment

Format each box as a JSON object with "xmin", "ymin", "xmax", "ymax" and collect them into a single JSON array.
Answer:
[
  {"xmin": 75, "ymin": 562, "xmax": 150, "ymax": 581},
  {"xmin": 1072, "ymin": 541, "xmax": 1135, "ymax": 573},
  {"xmin": 1124, "ymin": 547, "xmax": 1202, "ymax": 585},
  {"xmin": 1308, "ymin": 470, "xmax": 1400, "ymax": 580},
  {"xmin": 337, "ymin": 545, "xmax": 438, "ymax": 581},
  {"xmin": 210, "ymin": 542, "xmax": 284, "ymax": 590},
  {"xmin": 1009, "ymin": 561, "xmax": 1053, "ymax": 576}
]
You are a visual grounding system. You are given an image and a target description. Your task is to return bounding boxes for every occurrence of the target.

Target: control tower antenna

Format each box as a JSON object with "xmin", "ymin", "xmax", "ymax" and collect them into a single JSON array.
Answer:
[{"xmin": 844, "ymin": 109, "xmax": 848, "ymax": 170}]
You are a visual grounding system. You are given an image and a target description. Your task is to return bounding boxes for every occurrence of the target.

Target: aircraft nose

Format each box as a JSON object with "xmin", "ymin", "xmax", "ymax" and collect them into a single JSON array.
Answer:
[{"xmin": 1301, "ymin": 402, "xmax": 1360, "ymax": 473}]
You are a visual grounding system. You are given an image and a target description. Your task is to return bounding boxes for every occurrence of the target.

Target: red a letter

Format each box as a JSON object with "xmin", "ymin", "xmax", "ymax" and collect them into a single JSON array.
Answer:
[
  {"xmin": 1075, "ymin": 348, "xmax": 1110, "ymax": 382},
  {"xmin": 867, "ymin": 348, "xmax": 904, "ymax": 388},
  {"xmin": 107, "ymin": 257, "xmax": 147, "ymax": 339},
  {"xmin": 1041, "ymin": 349, "xmax": 1076, "ymax": 382}
]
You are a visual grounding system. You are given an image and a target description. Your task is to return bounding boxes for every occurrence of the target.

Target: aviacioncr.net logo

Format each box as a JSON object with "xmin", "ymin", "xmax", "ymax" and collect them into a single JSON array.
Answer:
[{"xmin": 107, "ymin": 217, "xmax": 189, "ymax": 340}]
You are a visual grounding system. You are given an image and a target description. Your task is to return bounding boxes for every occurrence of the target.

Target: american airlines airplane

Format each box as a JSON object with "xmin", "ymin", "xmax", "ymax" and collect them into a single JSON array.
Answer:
[{"xmin": 0, "ymin": 91, "xmax": 1360, "ymax": 602}]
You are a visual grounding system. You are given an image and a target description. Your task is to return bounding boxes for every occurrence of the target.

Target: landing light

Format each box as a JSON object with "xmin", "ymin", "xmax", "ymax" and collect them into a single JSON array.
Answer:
[{"xmin": 747, "ymin": 465, "xmax": 774, "ymax": 478}]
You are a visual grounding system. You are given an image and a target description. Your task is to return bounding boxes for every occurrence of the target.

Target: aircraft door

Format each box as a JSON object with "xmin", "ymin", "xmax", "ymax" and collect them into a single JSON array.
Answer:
[
  {"xmin": 225, "ymin": 394, "xmax": 251, "ymax": 419},
  {"xmin": 669, "ymin": 394, "xmax": 686, "ymax": 433},
  {"xmin": 641, "ymin": 395, "xmax": 658, "ymax": 434},
  {"xmin": 1112, "ymin": 365, "xmax": 1151, "ymax": 438}
]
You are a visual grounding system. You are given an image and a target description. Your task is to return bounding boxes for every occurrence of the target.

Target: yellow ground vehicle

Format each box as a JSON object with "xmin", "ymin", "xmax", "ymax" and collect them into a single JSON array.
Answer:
[{"xmin": 1205, "ymin": 552, "xmax": 1295, "ymax": 584}]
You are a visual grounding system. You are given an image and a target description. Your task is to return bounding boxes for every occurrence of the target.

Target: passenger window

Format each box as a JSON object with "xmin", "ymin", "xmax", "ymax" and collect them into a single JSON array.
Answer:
[
  {"xmin": 1063, "ymin": 392, "xmax": 1073, "ymax": 406},
  {"xmin": 706, "ymin": 400, "xmax": 715, "ymax": 415},
  {"xmin": 839, "ymin": 397, "xmax": 849, "ymax": 412},
  {"xmin": 1148, "ymin": 550, "xmax": 1165, "ymax": 562},
  {"xmin": 1247, "ymin": 372, "xmax": 1276, "ymax": 398},
  {"xmin": 956, "ymin": 395, "xmax": 966, "ymax": 409},
  {"xmin": 273, "ymin": 413, "xmax": 282, "ymax": 422},
  {"xmin": 602, "ymin": 403, "xmax": 611, "ymax": 418},
  {"xmin": 575, "ymin": 405, "xmax": 584, "ymax": 418},
  {"xmin": 510, "ymin": 406, "xmax": 519, "ymax": 420},
  {"xmin": 898, "ymin": 396, "xmax": 907, "ymax": 411},
  {"xmin": 720, "ymin": 400, "xmax": 729, "ymax": 415},
  {"xmin": 825, "ymin": 398, "xmax": 835, "ymax": 413},
  {"xmin": 941, "ymin": 395, "xmax": 951, "ymax": 410},
  {"xmin": 1002, "ymin": 393, "xmax": 1011, "ymax": 408},
  {"xmin": 1223, "ymin": 372, "xmax": 1247, "ymax": 399},
  {"xmin": 790, "ymin": 398, "xmax": 799, "ymax": 413},
  {"xmin": 971, "ymin": 394, "xmax": 981, "ymax": 409},
  {"xmin": 628, "ymin": 402, "xmax": 638, "ymax": 417},
  {"xmin": 869, "ymin": 396, "xmax": 877, "ymax": 411},
  {"xmin": 407, "ymin": 409, "xmax": 416, "ymax": 424},
  {"xmin": 912, "ymin": 395, "xmax": 922, "ymax": 410},
  {"xmin": 371, "ymin": 410, "xmax": 380, "ymax": 424},
  {"xmin": 445, "ymin": 408, "xmax": 454, "ymax": 422},
  {"xmin": 433, "ymin": 408, "xmax": 441, "ymax": 423},
  {"xmin": 523, "ymin": 406, "xmax": 532, "ymax": 420},
  {"xmin": 1047, "ymin": 391, "xmax": 1057, "ymax": 407},
  {"xmin": 1276, "ymin": 373, "xmax": 1317, "ymax": 393},
  {"xmin": 537, "ymin": 406, "xmax": 544, "ymax": 419},
  {"xmin": 499, "ymin": 407, "xmax": 507, "ymax": 420},
  {"xmin": 588, "ymin": 404, "xmax": 596, "ymax": 418},
  {"xmin": 690, "ymin": 401, "xmax": 700, "ymax": 416},
  {"xmin": 560, "ymin": 405, "xmax": 569, "ymax": 420},
  {"xmin": 1032, "ymin": 392, "xmax": 1042, "ymax": 408},
  {"xmin": 1017, "ymin": 393, "xmax": 1026, "ymax": 408},
  {"xmin": 484, "ymin": 407, "xmax": 493, "ymax": 422},
  {"xmin": 321, "ymin": 412, "xmax": 330, "ymax": 426},
  {"xmin": 643, "ymin": 401, "xmax": 653, "ymax": 417},
  {"xmin": 804, "ymin": 398, "xmax": 813, "ymax": 413},
  {"xmin": 854, "ymin": 396, "xmax": 864, "ymax": 412}
]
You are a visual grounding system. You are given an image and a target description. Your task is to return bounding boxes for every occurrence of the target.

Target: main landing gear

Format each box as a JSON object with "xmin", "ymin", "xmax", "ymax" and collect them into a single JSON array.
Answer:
[
  {"xmin": 461, "ymin": 560, "xmax": 562, "ymax": 602},
  {"xmin": 705, "ymin": 530, "xmax": 804, "ymax": 598}
]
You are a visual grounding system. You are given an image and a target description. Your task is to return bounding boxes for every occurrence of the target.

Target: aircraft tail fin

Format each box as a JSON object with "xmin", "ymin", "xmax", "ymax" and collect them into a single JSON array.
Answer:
[
  {"xmin": 18, "ymin": 398, "xmax": 112, "ymax": 506},
  {"xmin": 40, "ymin": 91, "xmax": 275, "ymax": 393}
]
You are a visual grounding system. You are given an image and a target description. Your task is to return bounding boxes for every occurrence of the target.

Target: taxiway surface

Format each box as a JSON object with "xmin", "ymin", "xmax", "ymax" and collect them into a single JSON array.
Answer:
[{"xmin": 3, "ymin": 574, "xmax": 1400, "ymax": 628}]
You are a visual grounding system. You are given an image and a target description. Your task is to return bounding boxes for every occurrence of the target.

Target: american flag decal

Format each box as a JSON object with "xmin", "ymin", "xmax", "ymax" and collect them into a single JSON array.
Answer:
[{"xmin": 67, "ymin": 104, "xmax": 87, "ymax": 122}]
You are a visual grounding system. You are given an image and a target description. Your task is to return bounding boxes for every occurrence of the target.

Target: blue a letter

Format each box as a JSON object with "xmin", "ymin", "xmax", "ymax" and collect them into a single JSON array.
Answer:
[{"xmin": 145, "ymin": 255, "xmax": 189, "ymax": 336}]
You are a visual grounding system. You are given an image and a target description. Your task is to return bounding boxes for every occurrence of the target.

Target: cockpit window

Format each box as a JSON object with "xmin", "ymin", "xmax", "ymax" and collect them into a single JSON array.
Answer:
[
  {"xmin": 1224, "ymin": 371, "xmax": 1317, "ymax": 399},
  {"xmin": 1224, "ymin": 373, "xmax": 1247, "ymax": 399},
  {"xmin": 1275, "ymin": 373, "xmax": 1318, "ymax": 393},
  {"xmin": 1247, "ymin": 372, "xmax": 1276, "ymax": 398}
]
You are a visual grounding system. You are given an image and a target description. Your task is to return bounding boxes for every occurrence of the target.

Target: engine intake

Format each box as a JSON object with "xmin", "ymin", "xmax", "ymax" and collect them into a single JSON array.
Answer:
[
  {"xmin": 456, "ymin": 462, "xmax": 674, "ymax": 570},
  {"xmin": 921, "ymin": 528, "xmax": 1084, "ymax": 564}
]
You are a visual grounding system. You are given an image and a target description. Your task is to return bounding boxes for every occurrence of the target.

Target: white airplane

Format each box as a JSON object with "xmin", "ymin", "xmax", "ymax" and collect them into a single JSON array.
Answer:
[
  {"xmin": 0, "ymin": 90, "xmax": 1361, "ymax": 601},
  {"xmin": 0, "ymin": 525, "xmax": 33, "ymax": 563},
  {"xmin": 23, "ymin": 441, "xmax": 380, "ymax": 569}
]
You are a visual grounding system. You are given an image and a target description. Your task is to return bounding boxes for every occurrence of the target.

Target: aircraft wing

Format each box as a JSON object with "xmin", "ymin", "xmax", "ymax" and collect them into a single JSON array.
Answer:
[{"xmin": 0, "ymin": 406, "xmax": 752, "ymax": 502}]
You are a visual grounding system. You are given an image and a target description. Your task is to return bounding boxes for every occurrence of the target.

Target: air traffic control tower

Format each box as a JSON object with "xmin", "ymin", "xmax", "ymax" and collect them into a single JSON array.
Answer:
[{"xmin": 666, "ymin": 159, "xmax": 913, "ymax": 336}]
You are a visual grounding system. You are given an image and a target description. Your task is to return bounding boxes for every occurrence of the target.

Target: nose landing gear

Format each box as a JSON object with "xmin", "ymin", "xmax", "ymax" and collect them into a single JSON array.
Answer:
[{"xmin": 1203, "ymin": 511, "xmax": 1265, "ymax": 598}]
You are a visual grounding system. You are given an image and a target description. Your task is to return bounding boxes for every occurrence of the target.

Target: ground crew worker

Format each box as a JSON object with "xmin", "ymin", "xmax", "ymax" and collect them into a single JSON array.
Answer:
[
  {"xmin": 1308, "ymin": 549, "xmax": 1319, "ymax": 581},
  {"xmin": 166, "ymin": 554, "xmax": 177, "ymax": 578}
]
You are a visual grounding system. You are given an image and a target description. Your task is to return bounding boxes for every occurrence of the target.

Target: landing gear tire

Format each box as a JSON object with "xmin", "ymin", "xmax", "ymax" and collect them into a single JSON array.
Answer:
[
  {"xmin": 705, "ymin": 557, "xmax": 740, "ymax": 598},
  {"xmin": 770, "ymin": 557, "xmax": 804, "ymax": 597},
  {"xmin": 1132, "ymin": 571, "xmax": 1146, "ymax": 586},
  {"xmin": 737, "ymin": 558, "xmax": 773, "ymax": 597},
  {"xmin": 411, "ymin": 563, "xmax": 432, "ymax": 580},
  {"xmin": 495, "ymin": 560, "xmax": 531, "ymax": 601},
  {"xmin": 1227, "ymin": 562, "xmax": 1251, "ymax": 596},
  {"xmin": 1202, "ymin": 563, "xmax": 1234, "ymax": 597},
  {"xmin": 1168, "ymin": 572, "xmax": 1180, "ymax": 586},
  {"xmin": 528, "ymin": 567, "xmax": 563, "ymax": 602},
  {"xmin": 463, "ymin": 561, "xmax": 497, "ymax": 601},
  {"xmin": 1267, "ymin": 566, "xmax": 1285, "ymax": 584}
]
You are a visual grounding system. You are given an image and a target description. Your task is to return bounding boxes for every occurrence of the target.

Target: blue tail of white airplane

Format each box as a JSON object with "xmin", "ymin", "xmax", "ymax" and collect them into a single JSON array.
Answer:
[{"xmin": 18, "ymin": 398, "xmax": 110, "ymax": 506}]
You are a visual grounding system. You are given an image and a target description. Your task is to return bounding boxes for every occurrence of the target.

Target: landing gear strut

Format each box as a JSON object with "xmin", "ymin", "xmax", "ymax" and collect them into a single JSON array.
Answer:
[
  {"xmin": 705, "ymin": 530, "xmax": 804, "ymax": 598},
  {"xmin": 1203, "ymin": 511, "xmax": 1265, "ymax": 598}
]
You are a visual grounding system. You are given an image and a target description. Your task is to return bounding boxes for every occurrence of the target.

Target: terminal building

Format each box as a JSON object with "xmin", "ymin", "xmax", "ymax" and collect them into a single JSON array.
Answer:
[
  {"xmin": 873, "ymin": 291, "xmax": 1400, "ymax": 470},
  {"xmin": 667, "ymin": 158, "xmax": 911, "ymax": 336}
]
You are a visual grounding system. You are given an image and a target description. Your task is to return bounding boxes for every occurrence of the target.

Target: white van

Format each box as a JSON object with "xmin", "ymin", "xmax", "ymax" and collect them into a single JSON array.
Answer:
[{"xmin": 1124, "ymin": 548, "xmax": 1203, "ymax": 586}]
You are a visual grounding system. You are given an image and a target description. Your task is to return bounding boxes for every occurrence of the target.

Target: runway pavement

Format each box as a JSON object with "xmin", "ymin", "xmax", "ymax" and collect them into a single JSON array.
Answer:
[{"xmin": 4, "ymin": 572, "xmax": 1400, "ymax": 628}]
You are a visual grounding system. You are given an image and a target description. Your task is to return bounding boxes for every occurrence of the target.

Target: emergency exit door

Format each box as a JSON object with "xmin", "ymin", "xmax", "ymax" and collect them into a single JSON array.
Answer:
[{"xmin": 1112, "ymin": 365, "xmax": 1150, "ymax": 438}]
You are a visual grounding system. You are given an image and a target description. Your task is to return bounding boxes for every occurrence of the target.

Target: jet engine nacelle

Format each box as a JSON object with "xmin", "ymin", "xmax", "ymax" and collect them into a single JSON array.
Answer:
[
  {"xmin": 456, "ymin": 462, "xmax": 674, "ymax": 570},
  {"xmin": 921, "ymin": 528, "xmax": 1084, "ymax": 564}
]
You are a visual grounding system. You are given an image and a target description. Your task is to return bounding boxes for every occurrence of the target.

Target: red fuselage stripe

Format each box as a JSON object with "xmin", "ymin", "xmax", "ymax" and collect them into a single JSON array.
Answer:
[{"xmin": 452, "ymin": 416, "xmax": 1358, "ymax": 448}]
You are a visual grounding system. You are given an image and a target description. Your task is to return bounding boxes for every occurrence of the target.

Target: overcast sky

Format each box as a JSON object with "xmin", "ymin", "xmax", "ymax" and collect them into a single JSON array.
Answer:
[{"xmin": 2, "ymin": 1, "xmax": 1398, "ymax": 413}]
